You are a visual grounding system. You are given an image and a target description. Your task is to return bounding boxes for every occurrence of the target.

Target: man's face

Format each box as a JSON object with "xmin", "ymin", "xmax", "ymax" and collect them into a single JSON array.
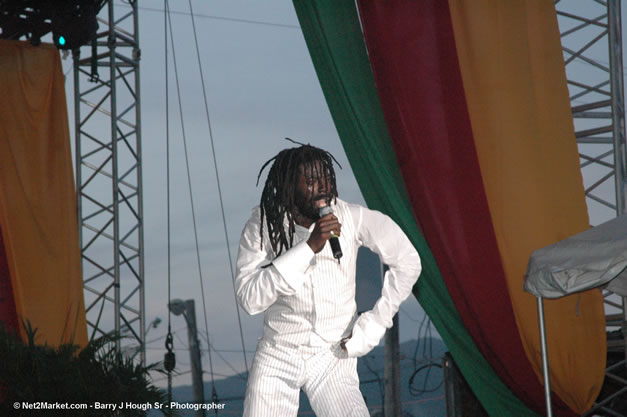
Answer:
[{"xmin": 294, "ymin": 161, "xmax": 332, "ymax": 222}]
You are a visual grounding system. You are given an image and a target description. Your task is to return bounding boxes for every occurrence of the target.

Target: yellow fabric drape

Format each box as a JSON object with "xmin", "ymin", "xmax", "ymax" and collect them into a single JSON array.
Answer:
[
  {"xmin": 449, "ymin": 1, "xmax": 606, "ymax": 413},
  {"xmin": 0, "ymin": 40, "xmax": 87, "ymax": 347}
]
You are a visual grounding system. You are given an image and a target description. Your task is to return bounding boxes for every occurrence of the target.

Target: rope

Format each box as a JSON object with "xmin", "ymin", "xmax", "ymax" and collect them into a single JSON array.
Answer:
[
  {"xmin": 165, "ymin": 0, "xmax": 219, "ymax": 405},
  {"xmin": 186, "ymin": 0, "xmax": 249, "ymax": 377},
  {"xmin": 163, "ymin": 1, "xmax": 175, "ymax": 412}
]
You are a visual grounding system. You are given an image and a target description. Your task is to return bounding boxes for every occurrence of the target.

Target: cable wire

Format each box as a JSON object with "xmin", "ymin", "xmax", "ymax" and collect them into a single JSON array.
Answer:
[
  {"xmin": 409, "ymin": 315, "xmax": 444, "ymax": 396},
  {"xmin": 165, "ymin": 0, "xmax": 170, "ymax": 343},
  {"xmin": 163, "ymin": 0, "xmax": 175, "ymax": 409},
  {"xmin": 115, "ymin": 2, "xmax": 300, "ymax": 30},
  {"xmin": 186, "ymin": 0, "xmax": 249, "ymax": 376},
  {"xmin": 197, "ymin": 330, "xmax": 248, "ymax": 381},
  {"xmin": 164, "ymin": 0, "xmax": 219, "ymax": 402},
  {"xmin": 362, "ymin": 355, "xmax": 384, "ymax": 408}
]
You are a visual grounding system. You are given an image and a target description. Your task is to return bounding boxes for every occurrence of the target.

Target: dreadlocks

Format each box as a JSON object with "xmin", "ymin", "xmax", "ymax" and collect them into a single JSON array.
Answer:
[{"xmin": 256, "ymin": 140, "xmax": 341, "ymax": 256}]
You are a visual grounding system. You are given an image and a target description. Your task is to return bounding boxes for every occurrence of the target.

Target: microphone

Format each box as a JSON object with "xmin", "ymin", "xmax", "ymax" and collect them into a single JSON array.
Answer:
[{"xmin": 319, "ymin": 205, "xmax": 343, "ymax": 260}]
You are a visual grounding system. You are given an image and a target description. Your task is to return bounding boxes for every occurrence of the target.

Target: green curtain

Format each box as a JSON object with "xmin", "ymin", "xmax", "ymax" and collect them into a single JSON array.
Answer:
[{"xmin": 292, "ymin": 1, "xmax": 539, "ymax": 416}]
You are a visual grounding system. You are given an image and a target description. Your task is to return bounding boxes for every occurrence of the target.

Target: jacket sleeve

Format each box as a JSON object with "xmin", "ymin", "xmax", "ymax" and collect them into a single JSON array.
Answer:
[
  {"xmin": 344, "ymin": 205, "xmax": 422, "ymax": 357},
  {"xmin": 235, "ymin": 208, "xmax": 315, "ymax": 315}
]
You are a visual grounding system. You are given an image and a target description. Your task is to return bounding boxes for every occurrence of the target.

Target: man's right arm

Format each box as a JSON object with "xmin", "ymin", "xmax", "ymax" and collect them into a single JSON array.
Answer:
[{"xmin": 235, "ymin": 209, "xmax": 314, "ymax": 315}]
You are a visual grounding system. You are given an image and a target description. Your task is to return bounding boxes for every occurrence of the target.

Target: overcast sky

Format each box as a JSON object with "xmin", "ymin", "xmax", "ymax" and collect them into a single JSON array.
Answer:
[{"xmin": 59, "ymin": 0, "xmax": 431, "ymax": 388}]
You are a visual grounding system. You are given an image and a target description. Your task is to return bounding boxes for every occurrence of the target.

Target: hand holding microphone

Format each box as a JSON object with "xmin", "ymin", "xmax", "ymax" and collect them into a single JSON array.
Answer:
[
  {"xmin": 306, "ymin": 204, "xmax": 343, "ymax": 261},
  {"xmin": 319, "ymin": 205, "xmax": 343, "ymax": 261}
]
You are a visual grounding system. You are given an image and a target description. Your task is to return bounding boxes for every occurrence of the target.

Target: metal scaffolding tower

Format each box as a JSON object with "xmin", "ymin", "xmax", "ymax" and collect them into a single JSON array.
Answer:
[
  {"xmin": 557, "ymin": 0, "xmax": 627, "ymax": 220},
  {"xmin": 73, "ymin": 0, "xmax": 145, "ymax": 363},
  {"xmin": 557, "ymin": 0, "xmax": 627, "ymax": 414}
]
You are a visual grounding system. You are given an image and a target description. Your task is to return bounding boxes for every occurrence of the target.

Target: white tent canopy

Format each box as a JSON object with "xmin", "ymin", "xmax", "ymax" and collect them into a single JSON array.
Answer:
[
  {"xmin": 524, "ymin": 214, "xmax": 627, "ymax": 417},
  {"xmin": 524, "ymin": 214, "xmax": 627, "ymax": 298}
]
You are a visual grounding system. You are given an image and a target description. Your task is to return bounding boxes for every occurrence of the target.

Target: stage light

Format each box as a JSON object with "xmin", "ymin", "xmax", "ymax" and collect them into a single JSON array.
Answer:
[
  {"xmin": 51, "ymin": 3, "xmax": 99, "ymax": 50},
  {"xmin": 0, "ymin": 1, "xmax": 106, "ymax": 50}
]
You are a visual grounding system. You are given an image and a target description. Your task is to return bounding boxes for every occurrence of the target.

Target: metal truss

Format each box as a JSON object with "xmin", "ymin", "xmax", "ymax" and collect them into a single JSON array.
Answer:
[
  {"xmin": 557, "ymin": 0, "xmax": 626, "ymax": 221},
  {"xmin": 73, "ymin": 0, "xmax": 145, "ymax": 363},
  {"xmin": 557, "ymin": 0, "xmax": 627, "ymax": 415}
]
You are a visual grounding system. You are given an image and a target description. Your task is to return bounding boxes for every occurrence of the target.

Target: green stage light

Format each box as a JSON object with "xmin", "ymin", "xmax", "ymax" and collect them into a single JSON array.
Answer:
[{"xmin": 51, "ymin": 3, "xmax": 99, "ymax": 50}]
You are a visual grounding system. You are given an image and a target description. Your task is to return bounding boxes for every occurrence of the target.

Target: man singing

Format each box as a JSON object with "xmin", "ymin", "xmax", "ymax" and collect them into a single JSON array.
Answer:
[{"xmin": 235, "ymin": 142, "xmax": 421, "ymax": 416}]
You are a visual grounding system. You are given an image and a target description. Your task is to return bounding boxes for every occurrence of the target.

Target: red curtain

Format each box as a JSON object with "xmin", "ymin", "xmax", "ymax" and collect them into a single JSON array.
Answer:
[{"xmin": 0, "ymin": 227, "xmax": 18, "ymax": 333}]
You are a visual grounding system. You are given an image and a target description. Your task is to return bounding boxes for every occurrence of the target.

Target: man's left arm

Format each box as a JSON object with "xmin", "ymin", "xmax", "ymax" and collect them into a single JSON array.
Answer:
[{"xmin": 344, "ymin": 205, "xmax": 422, "ymax": 357}]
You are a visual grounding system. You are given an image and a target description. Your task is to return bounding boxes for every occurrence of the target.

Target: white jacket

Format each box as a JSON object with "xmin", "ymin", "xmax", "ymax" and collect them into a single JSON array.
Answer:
[{"xmin": 235, "ymin": 198, "xmax": 421, "ymax": 357}]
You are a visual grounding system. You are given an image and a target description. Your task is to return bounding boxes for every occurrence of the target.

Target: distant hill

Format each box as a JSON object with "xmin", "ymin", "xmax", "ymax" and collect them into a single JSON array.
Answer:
[{"xmin": 159, "ymin": 337, "xmax": 446, "ymax": 417}]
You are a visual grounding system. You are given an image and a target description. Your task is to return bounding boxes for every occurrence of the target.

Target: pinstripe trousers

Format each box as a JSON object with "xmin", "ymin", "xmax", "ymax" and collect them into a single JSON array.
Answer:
[{"xmin": 243, "ymin": 340, "xmax": 370, "ymax": 417}]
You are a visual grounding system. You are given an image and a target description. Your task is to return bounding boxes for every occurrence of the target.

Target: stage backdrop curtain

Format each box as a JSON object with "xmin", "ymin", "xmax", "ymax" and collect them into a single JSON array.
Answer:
[
  {"xmin": 354, "ymin": 2, "xmax": 571, "ymax": 415},
  {"xmin": 448, "ymin": 0, "xmax": 605, "ymax": 411},
  {"xmin": 356, "ymin": 0, "xmax": 605, "ymax": 414},
  {"xmin": 0, "ymin": 40, "xmax": 87, "ymax": 346},
  {"xmin": 292, "ymin": 1, "xmax": 539, "ymax": 416}
]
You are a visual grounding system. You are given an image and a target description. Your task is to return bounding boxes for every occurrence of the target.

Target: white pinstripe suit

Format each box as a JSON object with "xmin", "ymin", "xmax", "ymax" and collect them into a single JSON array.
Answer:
[{"xmin": 236, "ymin": 199, "xmax": 421, "ymax": 416}]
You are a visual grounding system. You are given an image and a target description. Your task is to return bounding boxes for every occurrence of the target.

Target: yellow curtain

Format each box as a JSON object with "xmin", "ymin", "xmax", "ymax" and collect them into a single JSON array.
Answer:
[
  {"xmin": 449, "ymin": 0, "xmax": 606, "ymax": 412},
  {"xmin": 0, "ymin": 40, "xmax": 87, "ymax": 347}
]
